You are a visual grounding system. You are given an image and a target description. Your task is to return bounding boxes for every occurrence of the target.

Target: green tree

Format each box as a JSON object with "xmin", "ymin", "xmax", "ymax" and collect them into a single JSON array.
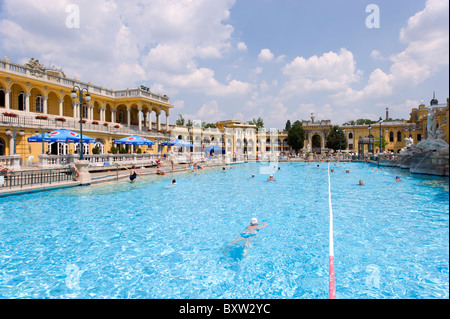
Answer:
[
  {"xmin": 176, "ymin": 114, "xmax": 185, "ymax": 126},
  {"xmin": 202, "ymin": 122, "xmax": 216, "ymax": 129},
  {"xmin": 326, "ymin": 126, "xmax": 348, "ymax": 151},
  {"xmin": 284, "ymin": 120, "xmax": 291, "ymax": 132},
  {"xmin": 186, "ymin": 119, "xmax": 193, "ymax": 127},
  {"xmin": 247, "ymin": 117, "xmax": 264, "ymax": 128},
  {"xmin": 374, "ymin": 137, "xmax": 389, "ymax": 150},
  {"xmin": 287, "ymin": 120, "xmax": 305, "ymax": 153}
]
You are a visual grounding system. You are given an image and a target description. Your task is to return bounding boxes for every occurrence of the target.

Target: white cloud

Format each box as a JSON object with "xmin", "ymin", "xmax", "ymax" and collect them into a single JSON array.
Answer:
[
  {"xmin": 333, "ymin": 0, "xmax": 449, "ymax": 106},
  {"xmin": 184, "ymin": 100, "xmax": 227, "ymax": 123},
  {"xmin": 258, "ymin": 49, "xmax": 274, "ymax": 62},
  {"xmin": 0, "ymin": 0, "xmax": 247, "ymax": 95},
  {"xmin": 237, "ymin": 42, "xmax": 247, "ymax": 51},
  {"xmin": 281, "ymin": 48, "xmax": 361, "ymax": 96}
]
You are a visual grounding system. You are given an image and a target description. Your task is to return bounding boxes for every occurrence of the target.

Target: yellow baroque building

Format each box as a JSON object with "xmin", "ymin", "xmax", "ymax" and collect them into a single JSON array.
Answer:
[{"xmin": 1, "ymin": 57, "xmax": 173, "ymax": 159}]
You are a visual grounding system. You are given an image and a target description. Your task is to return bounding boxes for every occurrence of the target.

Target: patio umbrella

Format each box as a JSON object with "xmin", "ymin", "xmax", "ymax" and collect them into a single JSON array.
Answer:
[
  {"xmin": 161, "ymin": 139, "xmax": 193, "ymax": 147},
  {"xmin": 203, "ymin": 145, "xmax": 223, "ymax": 153},
  {"xmin": 114, "ymin": 135, "xmax": 155, "ymax": 145},
  {"xmin": 27, "ymin": 128, "xmax": 96, "ymax": 143}
]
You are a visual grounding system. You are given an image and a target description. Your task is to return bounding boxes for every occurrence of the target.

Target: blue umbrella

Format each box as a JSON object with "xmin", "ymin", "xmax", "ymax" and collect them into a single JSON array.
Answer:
[
  {"xmin": 27, "ymin": 128, "xmax": 96, "ymax": 143},
  {"xmin": 203, "ymin": 145, "xmax": 223, "ymax": 153},
  {"xmin": 161, "ymin": 139, "xmax": 193, "ymax": 147},
  {"xmin": 114, "ymin": 135, "xmax": 155, "ymax": 145}
]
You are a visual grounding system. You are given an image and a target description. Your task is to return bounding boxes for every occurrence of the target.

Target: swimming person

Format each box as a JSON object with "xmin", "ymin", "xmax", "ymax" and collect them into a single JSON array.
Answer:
[
  {"xmin": 226, "ymin": 218, "xmax": 268, "ymax": 258},
  {"xmin": 395, "ymin": 176, "xmax": 403, "ymax": 182},
  {"xmin": 358, "ymin": 180, "xmax": 364, "ymax": 186},
  {"xmin": 267, "ymin": 175, "xmax": 275, "ymax": 181},
  {"xmin": 129, "ymin": 165, "xmax": 137, "ymax": 182}
]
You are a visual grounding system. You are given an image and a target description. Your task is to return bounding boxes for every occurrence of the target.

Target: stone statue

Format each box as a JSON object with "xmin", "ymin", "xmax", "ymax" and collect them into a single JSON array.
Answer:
[
  {"xmin": 25, "ymin": 58, "xmax": 46, "ymax": 77},
  {"xmin": 426, "ymin": 107, "xmax": 436, "ymax": 139}
]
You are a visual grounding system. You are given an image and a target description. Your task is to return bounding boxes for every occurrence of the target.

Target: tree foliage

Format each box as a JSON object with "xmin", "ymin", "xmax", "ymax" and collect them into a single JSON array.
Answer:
[
  {"xmin": 284, "ymin": 120, "xmax": 291, "ymax": 132},
  {"xmin": 247, "ymin": 117, "xmax": 264, "ymax": 128},
  {"xmin": 287, "ymin": 120, "xmax": 305, "ymax": 153},
  {"xmin": 326, "ymin": 125, "xmax": 348, "ymax": 151},
  {"xmin": 176, "ymin": 114, "xmax": 185, "ymax": 126}
]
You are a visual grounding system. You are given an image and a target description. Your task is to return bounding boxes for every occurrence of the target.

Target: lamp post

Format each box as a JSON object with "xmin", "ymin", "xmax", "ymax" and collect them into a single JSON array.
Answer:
[
  {"xmin": 378, "ymin": 117, "xmax": 383, "ymax": 153},
  {"xmin": 336, "ymin": 128, "xmax": 342, "ymax": 155},
  {"xmin": 5, "ymin": 125, "xmax": 25, "ymax": 155},
  {"xmin": 71, "ymin": 86, "xmax": 91, "ymax": 160}
]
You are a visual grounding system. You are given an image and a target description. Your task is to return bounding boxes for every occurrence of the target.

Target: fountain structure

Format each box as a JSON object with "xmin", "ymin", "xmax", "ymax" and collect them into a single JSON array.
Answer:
[{"xmin": 398, "ymin": 97, "xmax": 449, "ymax": 176}]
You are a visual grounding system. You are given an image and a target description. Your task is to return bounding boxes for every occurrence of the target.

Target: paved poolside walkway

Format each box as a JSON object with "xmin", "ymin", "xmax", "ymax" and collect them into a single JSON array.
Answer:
[{"xmin": 0, "ymin": 161, "xmax": 225, "ymax": 197}]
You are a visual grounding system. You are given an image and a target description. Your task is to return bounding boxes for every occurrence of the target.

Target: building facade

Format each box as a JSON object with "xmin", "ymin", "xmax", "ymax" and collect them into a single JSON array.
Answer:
[
  {"xmin": 1, "ymin": 57, "xmax": 448, "ymax": 166},
  {"xmin": 1, "ymin": 57, "xmax": 174, "ymax": 159}
]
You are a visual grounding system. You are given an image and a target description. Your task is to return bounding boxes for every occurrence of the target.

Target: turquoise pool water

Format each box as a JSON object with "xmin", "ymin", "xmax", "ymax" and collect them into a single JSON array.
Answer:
[{"xmin": 0, "ymin": 162, "xmax": 448, "ymax": 298}]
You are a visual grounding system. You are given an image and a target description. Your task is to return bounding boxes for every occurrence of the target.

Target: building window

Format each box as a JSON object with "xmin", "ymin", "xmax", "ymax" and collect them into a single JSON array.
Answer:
[
  {"xmin": 417, "ymin": 134, "xmax": 422, "ymax": 141},
  {"xmin": 348, "ymin": 143, "xmax": 353, "ymax": 150},
  {"xmin": 348, "ymin": 132, "xmax": 353, "ymax": 139},
  {"xmin": 36, "ymin": 95, "xmax": 43, "ymax": 113},
  {"xmin": 18, "ymin": 91, "xmax": 25, "ymax": 111},
  {"xmin": 389, "ymin": 131, "xmax": 394, "ymax": 142},
  {"xmin": 397, "ymin": 131, "xmax": 402, "ymax": 142},
  {"xmin": 0, "ymin": 89, "xmax": 5, "ymax": 107}
]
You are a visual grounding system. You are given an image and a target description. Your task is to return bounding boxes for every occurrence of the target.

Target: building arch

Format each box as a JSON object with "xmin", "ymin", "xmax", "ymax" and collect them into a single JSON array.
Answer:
[
  {"xmin": 116, "ymin": 104, "xmax": 127, "ymax": 124},
  {"xmin": 93, "ymin": 101, "xmax": 101, "ymax": 121},
  {"xmin": 312, "ymin": 134, "xmax": 322, "ymax": 153},
  {"xmin": 105, "ymin": 103, "xmax": 112, "ymax": 122},
  {"xmin": 0, "ymin": 88, "xmax": 5, "ymax": 108},
  {"xmin": 0, "ymin": 137, "xmax": 5, "ymax": 155},
  {"xmin": 47, "ymin": 91, "xmax": 59, "ymax": 115},
  {"xmin": 30, "ymin": 87, "xmax": 44, "ymax": 113},
  {"xmin": 10, "ymin": 83, "xmax": 26, "ymax": 110},
  {"xmin": 62, "ymin": 94, "xmax": 73, "ymax": 117}
]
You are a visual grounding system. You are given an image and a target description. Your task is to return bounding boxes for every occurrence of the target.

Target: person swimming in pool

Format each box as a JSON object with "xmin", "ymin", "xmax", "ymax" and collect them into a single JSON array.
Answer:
[
  {"xmin": 226, "ymin": 218, "xmax": 268, "ymax": 257},
  {"xmin": 267, "ymin": 175, "xmax": 275, "ymax": 181}
]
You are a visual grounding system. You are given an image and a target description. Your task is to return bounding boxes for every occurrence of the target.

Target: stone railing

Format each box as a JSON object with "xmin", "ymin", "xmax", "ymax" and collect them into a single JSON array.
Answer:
[{"xmin": 0, "ymin": 58, "xmax": 169, "ymax": 104}]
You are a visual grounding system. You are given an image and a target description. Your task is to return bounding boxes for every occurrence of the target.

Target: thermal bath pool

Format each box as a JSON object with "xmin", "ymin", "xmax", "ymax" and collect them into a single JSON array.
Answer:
[{"xmin": 0, "ymin": 162, "xmax": 448, "ymax": 298}]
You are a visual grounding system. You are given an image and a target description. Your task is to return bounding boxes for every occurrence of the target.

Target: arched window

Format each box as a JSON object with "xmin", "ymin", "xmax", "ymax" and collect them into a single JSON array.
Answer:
[
  {"xmin": 82, "ymin": 104, "xmax": 89, "ymax": 119},
  {"xmin": 389, "ymin": 131, "xmax": 394, "ymax": 142},
  {"xmin": 36, "ymin": 95, "xmax": 43, "ymax": 113},
  {"xmin": 18, "ymin": 91, "xmax": 25, "ymax": 111},
  {"xmin": 348, "ymin": 132, "xmax": 353, "ymax": 139},
  {"xmin": 0, "ymin": 89, "xmax": 5, "ymax": 108},
  {"xmin": 397, "ymin": 131, "xmax": 402, "ymax": 142},
  {"xmin": 0, "ymin": 137, "xmax": 5, "ymax": 155},
  {"xmin": 94, "ymin": 138, "xmax": 105, "ymax": 154}
]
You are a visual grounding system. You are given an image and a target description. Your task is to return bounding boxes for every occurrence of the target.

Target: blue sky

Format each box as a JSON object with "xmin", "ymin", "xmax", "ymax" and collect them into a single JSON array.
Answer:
[{"xmin": 0, "ymin": 0, "xmax": 448, "ymax": 129}]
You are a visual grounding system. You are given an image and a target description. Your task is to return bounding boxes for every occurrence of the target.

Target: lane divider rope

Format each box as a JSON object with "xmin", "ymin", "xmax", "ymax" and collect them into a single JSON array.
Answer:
[{"xmin": 327, "ymin": 162, "xmax": 336, "ymax": 299}]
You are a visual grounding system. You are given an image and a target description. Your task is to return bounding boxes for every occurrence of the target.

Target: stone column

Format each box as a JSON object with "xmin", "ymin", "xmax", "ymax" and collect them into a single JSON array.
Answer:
[
  {"xmin": 58, "ymin": 99, "xmax": 63, "ymax": 116},
  {"xmin": 4, "ymin": 89, "xmax": 11, "ymax": 109},
  {"xmin": 156, "ymin": 112, "xmax": 161, "ymax": 131},
  {"xmin": 138, "ymin": 107, "xmax": 142, "ymax": 131},
  {"xmin": 111, "ymin": 109, "xmax": 116, "ymax": 123},
  {"xmin": 165, "ymin": 113, "xmax": 169, "ymax": 131},
  {"xmin": 73, "ymin": 102, "xmax": 78, "ymax": 119},
  {"xmin": 25, "ymin": 93, "xmax": 30, "ymax": 112},
  {"xmin": 127, "ymin": 108, "xmax": 131, "ymax": 126},
  {"xmin": 43, "ymin": 96, "xmax": 48, "ymax": 114}
]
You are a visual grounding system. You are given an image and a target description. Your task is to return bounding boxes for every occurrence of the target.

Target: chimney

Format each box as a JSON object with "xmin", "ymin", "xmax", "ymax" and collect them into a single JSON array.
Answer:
[{"xmin": 385, "ymin": 107, "xmax": 389, "ymax": 121}]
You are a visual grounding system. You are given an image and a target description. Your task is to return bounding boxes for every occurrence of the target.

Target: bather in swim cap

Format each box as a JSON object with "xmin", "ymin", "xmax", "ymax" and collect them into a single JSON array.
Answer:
[{"xmin": 251, "ymin": 218, "xmax": 258, "ymax": 225}]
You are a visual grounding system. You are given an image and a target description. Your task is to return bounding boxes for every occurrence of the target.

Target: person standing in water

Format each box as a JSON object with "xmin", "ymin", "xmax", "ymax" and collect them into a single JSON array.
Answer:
[{"xmin": 129, "ymin": 165, "xmax": 137, "ymax": 182}]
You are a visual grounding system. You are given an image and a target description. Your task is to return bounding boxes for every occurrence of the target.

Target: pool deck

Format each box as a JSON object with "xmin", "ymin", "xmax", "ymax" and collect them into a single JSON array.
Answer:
[{"xmin": 0, "ymin": 161, "xmax": 226, "ymax": 197}]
